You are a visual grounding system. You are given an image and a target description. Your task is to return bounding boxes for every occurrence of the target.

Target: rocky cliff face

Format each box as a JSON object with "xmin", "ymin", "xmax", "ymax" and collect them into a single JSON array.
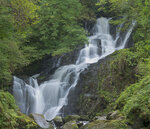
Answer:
[
  {"xmin": 63, "ymin": 49, "xmax": 137, "ymax": 118},
  {"xmin": 37, "ymin": 45, "xmax": 83, "ymax": 84}
]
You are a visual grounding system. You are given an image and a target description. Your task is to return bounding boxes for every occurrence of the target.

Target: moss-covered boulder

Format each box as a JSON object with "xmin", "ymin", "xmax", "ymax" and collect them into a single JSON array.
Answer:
[
  {"xmin": 30, "ymin": 113, "xmax": 50, "ymax": 128},
  {"xmin": 54, "ymin": 116, "xmax": 63, "ymax": 126},
  {"xmin": 80, "ymin": 120, "xmax": 131, "ymax": 129},
  {"xmin": 62, "ymin": 121, "xmax": 78, "ymax": 129},
  {"xmin": 0, "ymin": 91, "xmax": 39, "ymax": 129}
]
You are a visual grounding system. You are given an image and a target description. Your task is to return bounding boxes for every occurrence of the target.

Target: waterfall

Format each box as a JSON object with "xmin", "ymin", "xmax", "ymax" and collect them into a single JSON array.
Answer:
[{"xmin": 13, "ymin": 17, "xmax": 135, "ymax": 121}]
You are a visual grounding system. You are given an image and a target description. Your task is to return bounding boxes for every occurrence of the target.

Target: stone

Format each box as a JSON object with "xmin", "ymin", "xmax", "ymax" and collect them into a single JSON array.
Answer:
[
  {"xmin": 62, "ymin": 121, "xmax": 78, "ymax": 129},
  {"xmin": 107, "ymin": 111, "xmax": 119, "ymax": 120},
  {"xmin": 95, "ymin": 116, "xmax": 107, "ymax": 120},
  {"xmin": 29, "ymin": 113, "xmax": 50, "ymax": 128},
  {"xmin": 53, "ymin": 116, "xmax": 63, "ymax": 126},
  {"xmin": 76, "ymin": 121, "xmax": 83, "ymax": 128},
  {"xmin": 106, "ymin": 112, "xmax": 113, "ymax": 120},
  {"xmin": 48, "ymin": 123, "xmax": 54, "ymax": 129}
]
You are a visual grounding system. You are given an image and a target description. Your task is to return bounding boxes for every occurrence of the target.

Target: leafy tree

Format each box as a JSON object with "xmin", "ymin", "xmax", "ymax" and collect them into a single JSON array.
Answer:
[
  {"xmin": 28, "ymin": 0, "xmax": 87, "ymax": 56},
  {"xmin": 0, "ymin": 2, "xmax": 29, "ymax": 88},
  {"xmin": 79, "ymin": 0, "xmax": 98, "ymax": 22},
  {"xmin": 10, "ymin": 0, "xmax": 39, "ymax": 31},
  {"xmin": 0, "ymin": 7, "xmax": 13, "ymax": 39}
]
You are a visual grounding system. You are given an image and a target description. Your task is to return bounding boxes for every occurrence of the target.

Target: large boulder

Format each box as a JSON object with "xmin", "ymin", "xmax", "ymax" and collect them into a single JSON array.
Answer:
[{"xmin": 30, "ymin": 113, "xmax": 50, "ymax": 129}]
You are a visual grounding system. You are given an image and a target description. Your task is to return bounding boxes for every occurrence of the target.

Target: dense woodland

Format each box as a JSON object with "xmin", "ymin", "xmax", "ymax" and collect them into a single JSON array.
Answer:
[{"xmin": 0, "ymin": 0, "xmax": 150, "ymax": 128}]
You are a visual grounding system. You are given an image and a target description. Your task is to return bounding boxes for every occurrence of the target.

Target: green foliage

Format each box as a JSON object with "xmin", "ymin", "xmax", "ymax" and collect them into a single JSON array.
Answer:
[
  {"xmin": 115, "ymin": 76, "xmax": 150, "ymax": 128},
  {"xmin": 0, "ymin": 7, "xmax": 13, "ymax": 39},
  {"xmin": 115, "ymin": 59, "xmax": 150, "ymax": 128},
  {"xmin": 137, "ymin": 58, "xmax": 150, "ymax": 78},
  {"xmin": 28, "ymin": 0, "xmax": 87, "ymax": 56},
  {"xmin": 0, "ymin": 5, "xmax": 29, "ymax": 88},
  {"xmin": 0, "ymin": 91, "xmax": 38, "ymax": 129},
  {"xmin": 10, "ymin": 0, "xmax": 39, "ymax": 31},
  {"xmin": 0, "ymin": 39, "xmax": 26, "ymax": 87},
  {"xmin": 79, "ymin": 0, "xmax": 97, "ymax": 22},
  {"xmin": 96, "ymin": 49, "xmax": 138, "ymax": 115}
]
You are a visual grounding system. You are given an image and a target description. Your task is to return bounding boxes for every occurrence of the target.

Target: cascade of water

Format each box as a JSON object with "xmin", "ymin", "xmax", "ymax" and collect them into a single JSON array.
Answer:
[{"xmin": 13, "ymin": 17, "xmax": 135, "ymax": 121}]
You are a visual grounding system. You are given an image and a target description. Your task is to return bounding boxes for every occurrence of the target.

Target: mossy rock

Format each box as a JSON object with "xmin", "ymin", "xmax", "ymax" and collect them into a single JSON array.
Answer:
[
  {"xmin": 0, "ymin": 91, "xmax": 39, "ymax": 129},
  {"xmin": 30, "ymin": 113, "xmax": 50, "ymax": 128},
  {"xmin": 81, "ymin": 120, "xmax": 131, "ymax": 129},
  {"xmin": 54, "ymin": 116, "xmax": 63, "ymax": 126},
  {"xmin": 62, "ymin": 121, "xmax": 78, "ymax": 129}
]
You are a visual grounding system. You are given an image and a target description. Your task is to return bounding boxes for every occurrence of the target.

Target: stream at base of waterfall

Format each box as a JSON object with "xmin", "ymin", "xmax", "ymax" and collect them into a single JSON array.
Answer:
[{"xmin": 13, "ymin": 17, "xmax": 135, "ymax": 121}]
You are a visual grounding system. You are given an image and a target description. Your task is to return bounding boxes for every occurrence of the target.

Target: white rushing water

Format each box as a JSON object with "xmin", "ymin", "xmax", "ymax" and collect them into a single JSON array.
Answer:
[{"xmin": 13, "ymin": 17, "xmax": 135, "ymax": 121}]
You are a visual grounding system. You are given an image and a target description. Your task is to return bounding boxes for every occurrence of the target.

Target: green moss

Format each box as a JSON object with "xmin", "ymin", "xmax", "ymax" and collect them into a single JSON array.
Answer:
[
  {"xmin": 0, "ymin": 91, "xmax": 39, "ymax": 129},
  {"xmin": 63, "ymin": 121, "xmax": 78, "ymax": 129},
  {"xmin": 81, "ymin": 120, "xmax": 130, "ymax": 129}
]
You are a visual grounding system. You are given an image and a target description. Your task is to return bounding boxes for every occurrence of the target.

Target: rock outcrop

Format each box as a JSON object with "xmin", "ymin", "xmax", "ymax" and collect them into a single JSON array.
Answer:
[
  {"xmin": 63, "ymin": 49, "xmax": 137, "ymax": 117},
  {"xmin": 30, "ymin": 113, "xmax": 50, "ymax": 128}
]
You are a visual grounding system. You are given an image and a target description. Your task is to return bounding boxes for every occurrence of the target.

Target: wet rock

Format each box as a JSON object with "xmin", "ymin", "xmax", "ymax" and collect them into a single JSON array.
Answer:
[
  {"xmin": 65, "ymin": 56, "xmax": 112, "ymax": 116},
  {"xmin": 95, "ymin": 116, "xmax": 107, "ymax": 120},
  {"xmin": 62, "ymin": 121, "xmax": 78, "ymax": 129},
  {"xmin": 37, "ymin": 45, "xmax": 84, "ymax": 84},
  {"xmin": 53, "ymin": 116, "xmax": 63, "ymax": 126},
  {"xmin": 47, "ymin": 123, "xmax": 54, "ymax": 129},
  {"xmin": 76, "ymin": 121, "xmax": 83, "ymax": 128},
  {"xmin": 65, "ymin": 47, "xmax": 137, "ymax": 118},
  {"xmin": 107, "ymin": 111, "xmax": 119, "ymax": 120},
  {"xmin": 106, "ymin": 112, "xmax": 113, "ymax": 120},
  {"xmin": 29, "ymin": 113, "xmax": 50, "ymax": 128}
]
